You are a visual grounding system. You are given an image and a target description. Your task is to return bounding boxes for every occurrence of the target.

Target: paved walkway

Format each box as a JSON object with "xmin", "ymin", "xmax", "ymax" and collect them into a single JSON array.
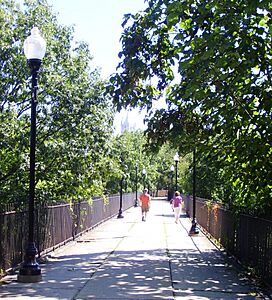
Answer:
[{"xmin": 0, "ymin": 199, "xmax": 269, "ymax": 299}]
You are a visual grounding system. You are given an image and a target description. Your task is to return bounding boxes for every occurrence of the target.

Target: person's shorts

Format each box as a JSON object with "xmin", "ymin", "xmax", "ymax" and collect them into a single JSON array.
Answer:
[{"xmin": 141, "ymin": 205, "xmax": 149, "ymax": 213}]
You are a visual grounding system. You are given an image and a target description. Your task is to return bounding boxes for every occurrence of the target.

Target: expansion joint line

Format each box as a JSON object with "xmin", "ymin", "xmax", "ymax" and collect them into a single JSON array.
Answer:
[
  {"xmin": 72, "ymin": 219, "xmax": 137, "ymax": 300},
  {"xmin": 163, "ymin": 214, "xmax": 177, "ymax": 299}
]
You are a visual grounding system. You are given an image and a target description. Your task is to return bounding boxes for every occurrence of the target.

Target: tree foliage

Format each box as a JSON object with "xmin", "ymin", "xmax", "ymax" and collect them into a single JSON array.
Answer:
[
  {"xmin": 0, "ymin": 0, "xmax": 114, "ymax": 208},
  {"xmin": 108, "ymin": 0, "xmax": 272, "ymax": 215},
  {"xmin": 107, "ymin": 129, "xmax": 190, "ymax": 196},
  {"xmin": 1, "ymin": 0, "xmax": 189, "ymax": 212}
]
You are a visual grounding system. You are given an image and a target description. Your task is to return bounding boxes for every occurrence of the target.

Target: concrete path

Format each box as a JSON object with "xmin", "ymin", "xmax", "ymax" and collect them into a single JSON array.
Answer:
[{"xmin": 0, "ymin": 199, "xmax": 269, "ymax": 299}]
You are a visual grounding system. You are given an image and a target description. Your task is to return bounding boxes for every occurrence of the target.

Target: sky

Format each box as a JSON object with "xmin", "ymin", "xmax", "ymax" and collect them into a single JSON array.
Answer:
[{"xmin": 46, "ymin": 0, "xmax": 149, "ymax": 133}]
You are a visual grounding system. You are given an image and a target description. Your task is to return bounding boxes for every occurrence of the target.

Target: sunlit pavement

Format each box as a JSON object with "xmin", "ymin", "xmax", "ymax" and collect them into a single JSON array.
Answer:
[{"xmin": 0, "ymin": 198, "xmax": 269, "ymax": 299}]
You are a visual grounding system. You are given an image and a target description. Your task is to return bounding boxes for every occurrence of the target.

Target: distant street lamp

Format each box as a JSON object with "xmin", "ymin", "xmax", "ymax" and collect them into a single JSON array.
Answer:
[
  {"xmin": 174, "ymin": 152, "xmax": 179, "ymax": 191},
  {"xmin": 18, "ymin": 27, "xmax": 46, "ymax": 283},
  {"xmin": 168, "ymin": 165, "xmax": 175, "ymax": 201},
  {"xmin": 189, "ymin": 148, "xmax": 199, "ymax": 235},
  {"xmin": 117, "ymin": 175, "xmax": 124, "ymax": 218},
  {"xmin": 134, "ymin": 163, "xmax": 138, "ymax": 207},
  {"xmin": 170, "ymin": 165, "xmax": 175, "ymax": 199},
  {"xmin": 142, "ymin": 168, "xmax": 146, "ymax": 189}
]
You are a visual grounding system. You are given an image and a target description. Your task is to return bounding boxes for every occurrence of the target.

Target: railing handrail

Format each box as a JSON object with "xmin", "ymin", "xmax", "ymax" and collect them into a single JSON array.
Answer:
[{"xmin": 0, "ymin": 192, "xmax": 136, "ymax": 275}]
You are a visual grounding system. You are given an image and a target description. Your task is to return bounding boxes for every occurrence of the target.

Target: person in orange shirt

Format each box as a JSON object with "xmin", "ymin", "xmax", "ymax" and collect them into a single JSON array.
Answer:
[{"xmin": 139, "ymin": 188, "xmax": 151, "ymax": 221}]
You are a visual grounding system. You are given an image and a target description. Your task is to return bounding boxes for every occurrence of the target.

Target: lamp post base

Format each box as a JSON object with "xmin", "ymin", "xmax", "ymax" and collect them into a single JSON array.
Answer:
[
  {"xmin": 17, "ymin": 242, "xmax": 42, "ymax": 283},
  {"xmin": 134, "ymin": 200, "xmax": 138, "ymax": 207},
  {"xmin": 189, "ymin": 219, "xmax": 199, "ymax": 235},
  {"xmin": 17, "ymin": 264, "xmax": 42, "ymax": 282},
  {"xmin": 117, "ymin": 209, "xmax": 124, "ymax": 218},
  {"xmin": 17, "ymin": 273, "xmax": 42, "ymax": 283}
]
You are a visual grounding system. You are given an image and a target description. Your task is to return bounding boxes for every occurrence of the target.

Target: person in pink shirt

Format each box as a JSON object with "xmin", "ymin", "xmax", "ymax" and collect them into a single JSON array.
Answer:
[{"xmin": 171, "ymin": 191, "xmax": 183, "ymax": 223}]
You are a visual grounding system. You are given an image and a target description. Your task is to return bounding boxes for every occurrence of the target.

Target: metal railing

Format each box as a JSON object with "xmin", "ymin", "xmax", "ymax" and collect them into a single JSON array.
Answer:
[
  {"xmin": 184, "ymin": 195, "xmax": 272, "ymax": 287},
  {"xmin": 1, "ymin": 192, "xmax": 271, "ymax": 286},
  {"xmin": 0, "ymin": 193, "xmax": 135, "ymax": 274}
]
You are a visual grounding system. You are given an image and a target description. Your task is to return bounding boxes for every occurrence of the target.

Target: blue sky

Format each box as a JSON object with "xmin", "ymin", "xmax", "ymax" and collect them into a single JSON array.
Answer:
[
  {"xmin": 47, "ymin": 0, "xmax": 147, "ymax": 79},
  {"xmin": 46, "ymin": 0, "xmax": 148, "ymax": 132}
]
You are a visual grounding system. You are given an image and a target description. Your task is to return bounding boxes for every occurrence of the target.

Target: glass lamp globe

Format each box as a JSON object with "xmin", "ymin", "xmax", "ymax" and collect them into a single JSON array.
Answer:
[
  {"xmin": 174, "ymin": 152, "xmax": 179, "ymax": 162},
  {"xmin": 24, "ymin": 27, "xmax": 46, "ymax": 60}
]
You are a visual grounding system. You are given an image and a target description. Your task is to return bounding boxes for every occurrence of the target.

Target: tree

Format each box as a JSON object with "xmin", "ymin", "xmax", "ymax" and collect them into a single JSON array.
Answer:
[
  {"xmin": 105, "ymin": 129, "xmax": 190, "ymax": 196},
  {"xmin": 0, "ymin": 0, "xmax": 114, "ymax": 208},
  {"xmin": 108, "ymin": 0, "xmax": 272, "ymax": 215},
  {"xmin": 106, "ymin": 130, "xmax": 149, "ymax": 194}
]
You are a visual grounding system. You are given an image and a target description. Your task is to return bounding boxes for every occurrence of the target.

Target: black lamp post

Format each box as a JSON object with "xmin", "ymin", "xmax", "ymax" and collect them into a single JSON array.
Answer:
[
  {"xmin": 189, "ymin": 148, "xmax": 199, "ymax": 235},
  {"xmin": 18, "ymin": 27, "xmax": 46, "ymax": 283},
  {"xmin": 142, "ymin": 168, "xmax": 146, "ymax": 189},
  {"xmin": 170, "ymin": 165, "xmax": 174, "ymax": 200},
  {"xmin": 134, "ymin": 163, "xmax": 138, "ymax": 207},
  {"xmin": 174, "ymin": 152, "xmax": 179, "ymax": 191},
  {"xmin": 117, "ymin": 175, "xmax": 124, "ymax": 218}
]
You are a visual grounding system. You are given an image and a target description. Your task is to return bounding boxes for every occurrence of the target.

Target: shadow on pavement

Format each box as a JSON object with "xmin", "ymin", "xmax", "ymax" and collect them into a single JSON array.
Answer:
[{"xmin": 1, "ymin": 247, "xmax": 260, "ymax": 299}]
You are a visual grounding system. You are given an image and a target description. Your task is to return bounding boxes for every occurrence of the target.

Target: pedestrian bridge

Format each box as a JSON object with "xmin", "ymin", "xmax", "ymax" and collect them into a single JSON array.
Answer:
[{"xmin": 1, "ymin": 199, "xmax": 267, "ymax": 299}]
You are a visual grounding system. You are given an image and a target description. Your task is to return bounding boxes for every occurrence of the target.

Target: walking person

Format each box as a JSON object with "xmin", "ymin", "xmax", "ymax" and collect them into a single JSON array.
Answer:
[
  {"xmin": 171, "ymin": 191, "xmax": 183, "ymax": 223},
  {"xmin": 139, "ymin": 188, "xmax": 151, "ymax": 221}
]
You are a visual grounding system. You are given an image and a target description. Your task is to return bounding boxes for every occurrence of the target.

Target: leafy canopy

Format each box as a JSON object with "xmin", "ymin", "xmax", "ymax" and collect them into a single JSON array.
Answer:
[
  {"xmin": 108, "ymin": 0, "xmax": 272, "ymax": 215},
  {"xmin": 0, "ymin": 0, "xmax": 114, "ymax": 208}
]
